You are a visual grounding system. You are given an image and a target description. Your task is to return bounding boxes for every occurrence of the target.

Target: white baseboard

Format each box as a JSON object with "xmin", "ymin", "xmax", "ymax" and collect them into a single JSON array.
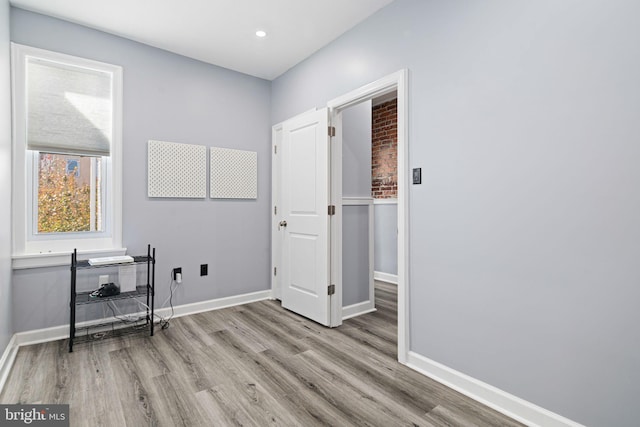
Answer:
[
  {"xmin": 13, "ymin": 289, "xmax": 273, "ymax": 348},
  {"xmin": 406, "ymin": 351, "xmax": 584, "ymax": 427},
  {"xmin": 374, "ymin": 271, "xmax": 398, "ymax": 284},
  {"xmin": 342, "ymin": 300, "xmax": 376, "ymax": 320},
  {"xmin": 154, "ymin": 289, "xmax": 272, "ymax": 319},
  {"xmin": 0, "ymin": 335, "xmax": 19, "ymax": 394}
]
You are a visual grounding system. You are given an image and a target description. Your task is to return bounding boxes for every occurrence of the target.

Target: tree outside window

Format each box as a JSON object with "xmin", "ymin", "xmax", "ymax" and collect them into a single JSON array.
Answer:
[{"xmin": 37, "ymin": 152, "xmax": 102, "ymax": 233}]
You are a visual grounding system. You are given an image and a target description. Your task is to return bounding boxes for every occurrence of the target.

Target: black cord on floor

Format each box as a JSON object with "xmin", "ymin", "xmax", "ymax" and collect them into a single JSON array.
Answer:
[
  {"xmin": 159, "ymin": 271, "xmax": 176, "ymax": 330},
  {"xmin": 106, "ymin": 302, "xmax": 146, "ymax": 326}
]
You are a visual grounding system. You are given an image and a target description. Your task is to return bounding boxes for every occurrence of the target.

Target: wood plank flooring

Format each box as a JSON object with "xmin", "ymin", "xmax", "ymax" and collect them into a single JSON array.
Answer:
[{"xmin": 1, "ymin": 282, "xmax": 523, "ymax": 426}]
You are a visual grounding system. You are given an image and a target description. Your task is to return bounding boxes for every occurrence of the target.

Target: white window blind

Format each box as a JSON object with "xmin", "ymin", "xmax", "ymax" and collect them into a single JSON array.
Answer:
[{"xmin": 27, "ymin": 57, "xmax": 113, "ymax": 156}]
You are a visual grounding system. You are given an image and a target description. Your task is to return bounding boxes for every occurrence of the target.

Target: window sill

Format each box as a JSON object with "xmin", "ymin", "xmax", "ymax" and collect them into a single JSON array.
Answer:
[{"xmin": 12, "ymin": 248, "xmax": 127, "ymax": 270}]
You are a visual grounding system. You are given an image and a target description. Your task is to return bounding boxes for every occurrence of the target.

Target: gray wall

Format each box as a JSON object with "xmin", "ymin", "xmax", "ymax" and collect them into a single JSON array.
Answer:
[
  {"xmin": 272, "ymin": 1, "xmax": 640, "ymax": 426},
  {"xmin": 10, "ymin": 8, "xmax": 272, "ymax": 332},
  {"xmin": 342, "ymin": 206, "xmax": 370, "ymax": 307},
  {"xmin": 0, "ymin": 0, "xmax": 12, "ymax": 354},
  {"xmin": 342, "ymin": 101, "xmax": 372, "ymax": 307},
  {"xmin": 342, "ymin": 101, "xmax": 371, "ymax": 197},
  {"xmin": 374, "ymin": 203, "xmax": 397, "ymax": 276}
]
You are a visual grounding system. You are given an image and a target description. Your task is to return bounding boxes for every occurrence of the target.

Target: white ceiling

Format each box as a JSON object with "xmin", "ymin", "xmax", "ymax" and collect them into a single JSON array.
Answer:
[{"xmin": 10, "ymin": 0, "xmax": 394, "ymax": 80}]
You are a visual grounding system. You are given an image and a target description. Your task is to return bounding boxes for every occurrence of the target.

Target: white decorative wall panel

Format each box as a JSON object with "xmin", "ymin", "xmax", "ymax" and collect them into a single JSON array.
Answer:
[
  {"xmin": 210, "ymin": 147, "xmax": 257, "ymax": 199},
  {"xmin": 148, "ymin": 140, "xmax": 207, "ymax": 198}
]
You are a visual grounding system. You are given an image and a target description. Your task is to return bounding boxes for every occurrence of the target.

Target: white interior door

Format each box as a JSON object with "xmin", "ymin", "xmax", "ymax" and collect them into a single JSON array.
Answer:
[
  {"xmin": 280, "ymin": 108, "xmax": 332, "ymax": 326},
  {"xmin": 271, "ymin": 123, "xmax": 283, "ymax": 300}
]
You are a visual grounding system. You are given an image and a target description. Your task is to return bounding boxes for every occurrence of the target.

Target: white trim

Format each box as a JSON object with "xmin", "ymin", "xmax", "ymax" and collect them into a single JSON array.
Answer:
[
  {"xmin": 0, "ymin": 335, "xmax": 19, "ymax": 394},
  {"xmin": 12, "ymin": 289, "xmax": 273, "ymax": 347},
  {"xmin": 396, "ymin": 70, "xmax": 409, "ymax": 365},
  {"xmin": 154, "ymin": 289, "xmax": 272, "ymax": 319},
  {"xmin": 327, "ymin": 69, "xmax": 409, "ymax": 363},
  {"xmin": 368, "ymin": 199, "xmax": 375, "ymax": 320},
  {"xmin": 372, "ymin": 91, "xmax": 397, "ymax": 107},
  {"xmin": 407, "ymin": 351, "xmax": 585, "ymax": 427},
  {"xmin": 13, "ymin": 325, "xmax": 69, "ymax": 347},
  {"xmin": 327, "ymin": 71, "xmax": 403, "ymax": 112},
  {"xmin": 341, "ymin": 300, "xmax": 376, "ymax": 320},
  {"xmin": 374, "ymin": 271, "xmax": 398, "ymax": 284},
  {"xmin": 373, "ymin": 198, "xmax": 398, "ymax": 205},
  {"xmin": 12, "ymin": 247, "xmax": 127, "ymax": 270},
  {"xmin": 342, "ymin": 197, "xmax": 373, "ymax": 205}
]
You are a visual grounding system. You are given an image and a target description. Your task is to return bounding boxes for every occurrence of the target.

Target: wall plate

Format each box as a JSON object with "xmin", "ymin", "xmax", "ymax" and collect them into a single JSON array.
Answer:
[{"xmin": 412, "ymin": 168, "xmax": 421, "ymax": 185}]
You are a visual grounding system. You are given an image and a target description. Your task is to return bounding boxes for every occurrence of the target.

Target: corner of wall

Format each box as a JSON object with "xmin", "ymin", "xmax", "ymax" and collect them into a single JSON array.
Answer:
[
  {"xmin": 0, "ymin": 335, "xmax": 18, "ymax": 394},
  {"xmin": 0, "ymin": 0, "xmax": 14, "ymax": 355}
]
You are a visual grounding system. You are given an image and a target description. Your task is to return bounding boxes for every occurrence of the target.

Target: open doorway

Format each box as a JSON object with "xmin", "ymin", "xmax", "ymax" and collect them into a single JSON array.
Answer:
[
  {"xmin": 370, "ymin": 95, "xmax": 400, "ymax": 348},
  {"xmin": 271, "ymin": 70, "xmax": 409, "ymax": 362},
  {"xmin": 371, "ymin": 94, "xmax": 399, "ymax": 287},
  {"xmin": 340, "ymin": 93, "xmax": 398, "ymax": 319},
  {"xmin": 328, "ymin": 70, "xmax": 409, "ymax": 363}
]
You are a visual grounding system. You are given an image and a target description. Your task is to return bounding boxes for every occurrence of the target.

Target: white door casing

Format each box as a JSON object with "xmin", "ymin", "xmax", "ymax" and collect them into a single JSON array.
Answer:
[
  {"xmin": 328, "ymin": 69, "xmax": 409, "ymax": 362},
  {"xmin": 280, "ymin": 108, "xmax": 332, "ymax": 326}
]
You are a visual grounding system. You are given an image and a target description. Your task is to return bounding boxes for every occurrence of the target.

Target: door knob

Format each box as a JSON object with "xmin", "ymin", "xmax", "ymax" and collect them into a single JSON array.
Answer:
[{"xmin": 279, "ymin": 220, "xmax": 287, "ymax": 229}]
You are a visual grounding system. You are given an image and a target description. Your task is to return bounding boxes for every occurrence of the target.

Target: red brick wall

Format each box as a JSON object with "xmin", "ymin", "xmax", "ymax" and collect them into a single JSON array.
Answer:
[{"xmin": 371, "ymin": 98, "xmax": 397, "ymax": 198}]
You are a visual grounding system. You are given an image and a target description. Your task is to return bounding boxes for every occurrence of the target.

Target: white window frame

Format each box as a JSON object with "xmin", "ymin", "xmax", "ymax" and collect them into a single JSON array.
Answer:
[{"xmin": 11, "ymin": 43, "xmax": 124, "ymax": 269}]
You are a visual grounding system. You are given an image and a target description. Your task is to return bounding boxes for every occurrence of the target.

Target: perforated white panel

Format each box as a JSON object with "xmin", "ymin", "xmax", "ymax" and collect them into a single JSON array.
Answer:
[
  {"xmin": 210, "ymin": 147, "xmax": 258, "ymax": 199},
  {"xmin": 148, "ymin": 140, "xmax": 207, "ymax": 198}
]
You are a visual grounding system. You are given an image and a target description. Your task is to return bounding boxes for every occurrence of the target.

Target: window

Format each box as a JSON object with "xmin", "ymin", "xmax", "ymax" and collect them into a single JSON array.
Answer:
[
  {"xmin": 37, "ymin": 152, "xmax": 103, "ymax": 233},
  {"xmin": 12, "ymin": 44, "xmax": 123, "ymax": 268}
]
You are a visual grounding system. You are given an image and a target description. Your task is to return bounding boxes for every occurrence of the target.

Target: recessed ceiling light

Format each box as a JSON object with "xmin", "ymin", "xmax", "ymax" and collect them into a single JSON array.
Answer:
[{"xmin": 255, "ymin": 30, "xmax": 267, "ymax": 38}]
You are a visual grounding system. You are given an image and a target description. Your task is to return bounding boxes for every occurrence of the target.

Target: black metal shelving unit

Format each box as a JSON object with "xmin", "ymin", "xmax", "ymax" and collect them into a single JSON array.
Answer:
[{"xmin": 69, "ymin": 244, "xmax": 155, "ymax": 352}]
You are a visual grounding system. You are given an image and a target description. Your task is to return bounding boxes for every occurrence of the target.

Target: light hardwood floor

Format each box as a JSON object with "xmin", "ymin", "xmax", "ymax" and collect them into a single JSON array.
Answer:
[{"xmin": 1, "ymin": 282, "xmax": 523, "ymax": 426}]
